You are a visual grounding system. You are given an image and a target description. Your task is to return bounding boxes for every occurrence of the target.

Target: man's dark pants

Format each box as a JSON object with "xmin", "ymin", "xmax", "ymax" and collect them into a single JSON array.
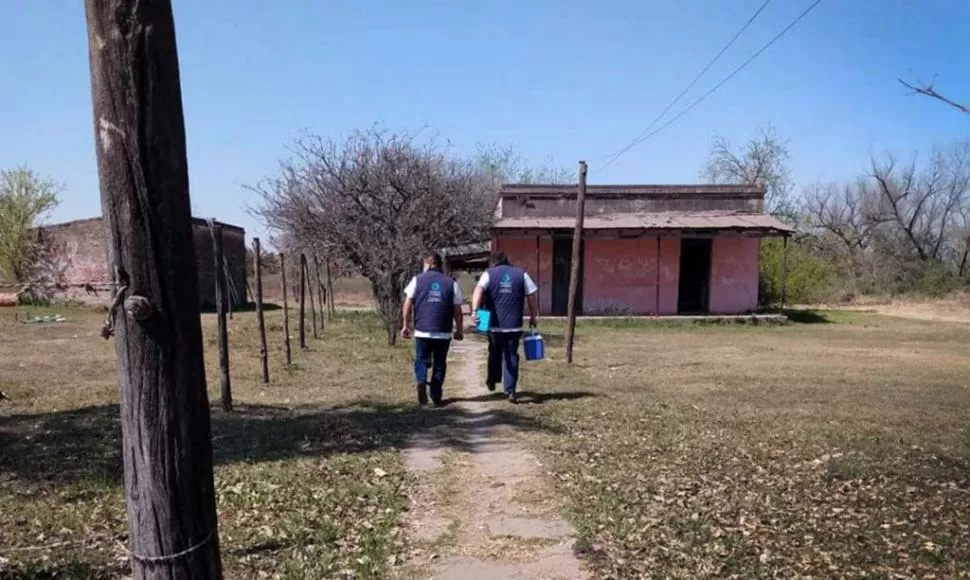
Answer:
[
  {"xmin": 487, "ymin": 332, "xmax": 522, "ymax": 396},
  {"xmin": 414, "ymin": 338, "xmax": 451, "ymax": 404}
]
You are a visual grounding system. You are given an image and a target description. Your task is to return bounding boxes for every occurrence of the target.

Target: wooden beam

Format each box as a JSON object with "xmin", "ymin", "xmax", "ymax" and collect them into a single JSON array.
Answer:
[{"xmin": 84, "ymin": 0, "xmax": 223, "ymax": 575}]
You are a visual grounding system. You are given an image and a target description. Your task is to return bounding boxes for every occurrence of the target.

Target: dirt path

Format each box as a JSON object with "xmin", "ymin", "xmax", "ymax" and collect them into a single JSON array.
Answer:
[{"xmin": 400, "ymin": 338, "xmax": 586, "ymax": 580}]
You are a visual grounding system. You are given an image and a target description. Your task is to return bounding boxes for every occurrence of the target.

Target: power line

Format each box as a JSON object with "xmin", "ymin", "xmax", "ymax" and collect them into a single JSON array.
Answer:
[
  {"xmin": 599, "ymin": 0, "xmax": 772, "ymax": 169},
  {"xmin": 599, "ymin": 0, "xmax": 825, "ymax": 172}
]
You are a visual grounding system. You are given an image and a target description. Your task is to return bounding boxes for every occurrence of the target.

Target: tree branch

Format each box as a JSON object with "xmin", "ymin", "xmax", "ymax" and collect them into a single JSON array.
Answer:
[{"xmin": 899, "ymin": 79, "xmax": 970, "ymax": 115}]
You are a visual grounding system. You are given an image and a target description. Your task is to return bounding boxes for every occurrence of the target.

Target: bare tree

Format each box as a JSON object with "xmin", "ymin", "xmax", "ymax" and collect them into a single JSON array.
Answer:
[
  {"xmin": 868, "ymin": 143, "xmax": 970, "ymax": 263},
  {"xmin": 701, "ymin": 126, "xmax": 795, "ymax": 219},
  {"xmin": 900, "ymin": 78, "xmax": 970, "ymax": 115},
  {"xmin": 253, "ymin": 128, "xmax": 497, "ymax": 345},
  {"xmin": 85, "ymin": 0, "xmax": 222, "ymax": 577}
]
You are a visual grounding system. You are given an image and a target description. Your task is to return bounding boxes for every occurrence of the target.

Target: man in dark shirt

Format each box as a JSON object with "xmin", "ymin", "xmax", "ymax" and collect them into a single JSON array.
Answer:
[
  {"xmin": 471, "ymin": 252, "xmax": 539, "ymax": 403},
  {"xmin": 401, "ymin": 252, "xmax": 464, "ymax": 406}
]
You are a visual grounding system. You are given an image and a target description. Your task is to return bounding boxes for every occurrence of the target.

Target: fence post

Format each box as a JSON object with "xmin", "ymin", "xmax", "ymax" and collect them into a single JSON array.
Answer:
[
  {"xmin": 299, "ymin": 253, "xmax": 307, "ymax": 349},
  {"xmin": 280, "ymin": 252, "xmax": 292, "ymax": 366},
  {"xmin": 254, "ymin": 238, "xmax": 269, "ymax": 383},
  {"xmin": 213, "ymin": 225, "xmax": 233, "ymax": 411}
]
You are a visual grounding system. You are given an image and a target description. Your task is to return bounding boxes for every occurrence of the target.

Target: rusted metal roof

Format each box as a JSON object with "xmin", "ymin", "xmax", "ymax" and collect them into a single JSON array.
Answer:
[
  {"xmin": 493, "ymin": 211, "xmax": 794, "ymax": 233},
  {"xmin": 500, "ymin": 184, "xmax": 765, "ymax": 198}
]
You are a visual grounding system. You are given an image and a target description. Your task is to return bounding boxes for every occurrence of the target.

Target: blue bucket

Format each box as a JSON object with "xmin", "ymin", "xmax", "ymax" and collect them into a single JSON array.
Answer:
[
  {"xmin": 524, "ymin": 331, "xmax": 544, "ymax": 361},
  {"xmin": 475, "ymin": 309, "xmax": 491, "ymax": 333}
]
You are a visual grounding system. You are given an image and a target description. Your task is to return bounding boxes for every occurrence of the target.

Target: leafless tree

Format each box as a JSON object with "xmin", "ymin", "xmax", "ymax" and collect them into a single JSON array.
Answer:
[
  {"xmin": 868, "ymin": 143, "xmax": 970, "ymax": 263},
  {"xmin": 701, "ymin": 126, "xmax": 795, "ymax": 219},
  {"xmin": 806, "ymin": 140, "xmax": 970, "ymax": 292},
  {"xmin": 900, "ymin": 78, "xmax": 970, "ymax": 115},
  {"xmin": 253, "ymin": 128, "xmax": 498, "ymax": 345}
]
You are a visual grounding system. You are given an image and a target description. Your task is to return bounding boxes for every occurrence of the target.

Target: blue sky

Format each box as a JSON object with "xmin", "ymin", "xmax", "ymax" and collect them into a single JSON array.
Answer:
[{"xmin": 2, "ymin": 0, "xmax": 968, "ymax": 243}]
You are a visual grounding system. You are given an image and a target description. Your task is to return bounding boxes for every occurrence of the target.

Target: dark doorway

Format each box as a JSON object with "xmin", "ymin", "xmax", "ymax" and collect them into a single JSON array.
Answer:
[
  {"xmin": 678, "ymin": 238, "xmax": 712, "ymax": 314},
  {"xmin": 552, "ymin": 237, "xmax": 583, "ymax": 316}
]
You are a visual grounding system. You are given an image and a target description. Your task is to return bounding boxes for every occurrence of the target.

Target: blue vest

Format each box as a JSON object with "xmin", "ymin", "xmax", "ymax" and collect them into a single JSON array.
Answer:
[
  {"xmin": 413, "ymin": 271, "xmax": 455, "ymax": 334},
  {"xmin": 486, "ymin": 265, "xmax": 526, "ymax": 330}
]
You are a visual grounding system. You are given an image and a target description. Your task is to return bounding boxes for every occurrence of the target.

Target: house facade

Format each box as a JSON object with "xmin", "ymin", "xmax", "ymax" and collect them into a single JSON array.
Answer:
[
  {"xmin": 37, "ymin": 217, "xmax": 247, "ymax": 308},
  {"xmin": 490, "ymin": 184, "xmax": 792, "ymax": 316}
]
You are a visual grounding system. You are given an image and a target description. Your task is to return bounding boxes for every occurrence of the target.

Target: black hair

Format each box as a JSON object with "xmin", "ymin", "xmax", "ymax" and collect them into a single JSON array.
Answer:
[
  {"xmin": 490, "ymin": 251, "xmax": 510, "ymax": 266},
  {"xmin": 424, "ymin": 252, "xmax": 444, "ymax": 270}
]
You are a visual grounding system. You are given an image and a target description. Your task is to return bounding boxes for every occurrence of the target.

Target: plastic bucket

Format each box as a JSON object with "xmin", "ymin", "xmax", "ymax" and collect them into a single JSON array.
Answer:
[
  {"xmin": 524, "ymin": 331, "xmax": 544, "ymax": 361},
  {"xmin": 475, "ymin": 309, "xmax": 491, "ymax": 333}
]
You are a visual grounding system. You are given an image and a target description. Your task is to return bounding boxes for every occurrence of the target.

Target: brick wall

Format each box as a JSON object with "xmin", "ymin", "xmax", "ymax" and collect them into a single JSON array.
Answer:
[{"xmin": 36, "ymin": 217, "xmax": 246, "ymax": 307}]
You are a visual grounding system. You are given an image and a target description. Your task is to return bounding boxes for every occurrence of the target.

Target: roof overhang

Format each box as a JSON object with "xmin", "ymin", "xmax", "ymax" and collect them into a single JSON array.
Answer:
[{"xmin": 492, "ymin": 211, "xmax": 794, "ymax": 238}]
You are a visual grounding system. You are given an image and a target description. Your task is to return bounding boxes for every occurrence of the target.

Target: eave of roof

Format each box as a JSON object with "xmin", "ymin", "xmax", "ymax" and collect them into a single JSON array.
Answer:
[{"xmin": 493, "ymin": 211, "xmax": 794, "ymax": 234}]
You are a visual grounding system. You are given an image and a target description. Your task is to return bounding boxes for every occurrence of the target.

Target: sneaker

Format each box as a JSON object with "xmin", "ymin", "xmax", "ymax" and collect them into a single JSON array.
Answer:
[
  {"xmin": 507, "ymin": 393, "xmax": 518, "ymax": 404},
  {"xmin": 432, "ymin": 399, "xmax": 446, "ymax": 407},
  {"xmin": 486, "ymin": 382, "xmax": 497, "ymax": 392}
]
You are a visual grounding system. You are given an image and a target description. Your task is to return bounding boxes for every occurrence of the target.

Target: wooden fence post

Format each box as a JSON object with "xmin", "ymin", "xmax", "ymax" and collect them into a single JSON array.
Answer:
[
  {"xmin": 298, "ymin": 253, "xmax": 307, "ymax": 349},
  {"xmin": 213, "ymin": 226, "xmax": 233, "ymax": 412},
  {"xmin": 306, "ymin": 257, "xmax": 318, "ymax": 339},
  {"xmin": 313, "ymin": 255, "xmax": 325, "ymax": 332},
  {"xmin": 326, "ymin": 257, "xmax": 336, "ymax": 318},
  {"xmin": 280, "ymin": 253, "xmax": 292, "ymax": 366},
  {"xmin": 254, "ymin": 238, "xmax": 269, "ymax": 383}
]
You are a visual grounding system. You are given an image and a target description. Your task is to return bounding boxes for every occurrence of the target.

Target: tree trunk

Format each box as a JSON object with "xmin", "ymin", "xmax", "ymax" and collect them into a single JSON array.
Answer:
[{"xmin": 83, "ymin": 1, "xmax": 223, "ymax": 578}]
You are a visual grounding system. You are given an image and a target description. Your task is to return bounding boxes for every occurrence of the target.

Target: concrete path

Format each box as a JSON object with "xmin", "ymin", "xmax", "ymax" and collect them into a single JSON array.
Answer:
[{"xmin": 401, "ymin": 338, "xmax": 586, "ymax": 580}]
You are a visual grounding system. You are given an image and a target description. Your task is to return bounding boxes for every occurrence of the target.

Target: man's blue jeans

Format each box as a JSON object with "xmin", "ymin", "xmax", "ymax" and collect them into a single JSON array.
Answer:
[
  {"xmin": 487, "ymin": 332, "xmax": 522, "ymax": 395},
  {"xmin": 414, "ymin": 338, "xmax": 451, "ymax": 404}
]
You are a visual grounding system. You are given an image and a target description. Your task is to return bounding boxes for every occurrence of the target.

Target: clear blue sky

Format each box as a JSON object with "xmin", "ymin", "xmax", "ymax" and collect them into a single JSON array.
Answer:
[{"xmin": 2, "ymin": 0, "xmax": 968, "ymax": 243}]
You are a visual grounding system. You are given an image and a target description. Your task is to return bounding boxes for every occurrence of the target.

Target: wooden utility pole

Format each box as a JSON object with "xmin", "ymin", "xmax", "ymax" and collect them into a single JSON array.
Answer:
[
  {"xmin": 305, "ymin": 257, "xmax": 319, "ymax": 339},
  {"xmin": 326, "ymin": 257, "xmax": 336, "ymax": 318},
  {"xmin": 298, "ymin": 253, "xmax": 307, "ymax": 349},
  {"xmin": 313, "ymin": 255, "xmax": 325, "ymax": 332},
  {"xmin": 564, "ymin": 160, "xmax": 587, "ymax": 364},
  {"xmin": 280, "ymin": 253, "xmax": 292, "ymax": 366},
  {"xmin": 212, "ymin": 226, "xmax": 233, "ymax": 412},
  {"xmin": 84, "ymin": 1, "xmax": 223, "ymax": 577},
  {"xmin": 254, "ymin": 238, "xmax": 269, "ymax": 383}
]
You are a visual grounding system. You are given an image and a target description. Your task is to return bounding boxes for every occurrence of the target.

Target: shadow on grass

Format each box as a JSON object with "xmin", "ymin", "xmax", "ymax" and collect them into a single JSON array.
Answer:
[
  {"xmin": 0, "ymin": 396, "xmax": 560, "ymax": 488},
  {"xmin": 783, "ymin": 309, "xmax": 832, "ymax": 324}
]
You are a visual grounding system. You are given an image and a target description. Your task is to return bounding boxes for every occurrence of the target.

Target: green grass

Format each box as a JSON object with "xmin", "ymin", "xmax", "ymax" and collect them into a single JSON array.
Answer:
[
  {"xmin": 0, "ymin": 306, "xmax": 418, "ymax": 579},
  {"xmin": 510, "ymin": 312, "xmax": 970, "ymax": 579}
]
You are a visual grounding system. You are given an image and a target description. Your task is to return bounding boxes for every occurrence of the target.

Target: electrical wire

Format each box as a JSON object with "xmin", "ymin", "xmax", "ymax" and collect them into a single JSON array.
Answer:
[{"xmin": 599, "ymin": 0, "xmax": 825, "ymax": 172}]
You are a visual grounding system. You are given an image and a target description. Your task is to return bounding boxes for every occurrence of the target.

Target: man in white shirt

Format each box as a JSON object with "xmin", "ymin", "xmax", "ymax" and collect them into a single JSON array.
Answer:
[
  {"xmin": 401, "ymin": 252, "xmax": 464, "ymax": 406},
  {"xmin": 471, "ymin": 252, "xmax": 539, "ymax": 403}
]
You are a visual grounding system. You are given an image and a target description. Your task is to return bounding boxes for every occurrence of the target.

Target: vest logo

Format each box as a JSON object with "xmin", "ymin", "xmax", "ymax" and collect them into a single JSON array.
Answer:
[
  {"xmin": 431, "ymin": 282, "xmax": 441, "ymax": 291},
  {"xmin": 499, "ymin": 272, "xmax": 513, "ymax": 294}
]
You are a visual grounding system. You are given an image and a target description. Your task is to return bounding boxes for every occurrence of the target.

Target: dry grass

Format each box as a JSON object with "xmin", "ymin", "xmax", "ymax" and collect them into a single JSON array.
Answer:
[
  {"xmin": 4, "ymin": 305, "xmax": 970, "ymax": 579},
  {"xmin": 511, "ymin": 312, "xmax": 970, "ymax": 579},
  {"xmin": 0, "ymin": 306, "xmax": 423, "ymax": 579}
]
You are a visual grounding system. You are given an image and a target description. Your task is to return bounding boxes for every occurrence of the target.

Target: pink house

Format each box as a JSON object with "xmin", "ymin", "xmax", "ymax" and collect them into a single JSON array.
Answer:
[{"xmin": 490, "ymin": 184, "xmax": 792, "ymax": 316}]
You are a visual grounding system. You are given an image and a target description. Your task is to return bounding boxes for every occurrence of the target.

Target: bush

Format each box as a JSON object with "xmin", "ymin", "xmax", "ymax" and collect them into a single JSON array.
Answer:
[{"xmin": 759, "ymin": 237, "xmax": 844, "ymax": 306}]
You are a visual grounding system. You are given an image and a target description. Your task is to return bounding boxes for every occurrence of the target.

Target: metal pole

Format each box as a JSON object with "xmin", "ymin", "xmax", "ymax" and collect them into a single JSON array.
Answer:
[
  {"xmin": 535, "ymin": 236, "xmax": 541, "ymax": 314},
  {"xmin": 564, "ymin": 161, "xmax": 587, "ymax": 364},
  {"xmin": 780, "ymin": 235, "xmax": 789, "ymax": 311},
  {"xmin": 655, "ymin": 236, "xmax": 661, "ymax": 316}
]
